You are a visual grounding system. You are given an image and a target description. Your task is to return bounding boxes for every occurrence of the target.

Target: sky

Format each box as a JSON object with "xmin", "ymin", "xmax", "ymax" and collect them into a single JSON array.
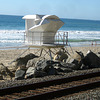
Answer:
[{"xmin": 0, "ymin": 0, "xmax": 100, "ymax": 20}]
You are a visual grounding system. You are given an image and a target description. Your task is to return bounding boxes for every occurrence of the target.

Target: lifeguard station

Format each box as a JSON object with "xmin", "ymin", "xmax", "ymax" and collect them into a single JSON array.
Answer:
[{"xmin": 22, "ymin": 14, "xmax": 68, "ymax": 59}]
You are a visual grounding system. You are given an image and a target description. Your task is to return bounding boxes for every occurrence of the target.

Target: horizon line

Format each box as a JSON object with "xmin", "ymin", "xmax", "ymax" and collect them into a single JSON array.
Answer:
[{"xmin": 0, "ymin": 14, "xmax": 100, "ymax": 21}]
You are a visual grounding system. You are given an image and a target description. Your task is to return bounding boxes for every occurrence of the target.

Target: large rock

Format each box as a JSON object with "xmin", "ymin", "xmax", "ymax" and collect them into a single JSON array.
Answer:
[
  {"xmin": 35, "ymin": 58, "xmax": 49, "ymax": 71},
  {"xmin": 25, "ymin": 67, "xmax": 35, "ymax": 78},
  {"xmin": 25, "ymin": 58, "xmax": 58, "ymax": 78},
  {"xmin": 53, "ymin": 50, "xmax": 68, "ymax": 62},
  {"xmin": 34, "ymin": 71, "xmax": 47, "ymax": 77},
  {"xmin": 60, "ymin": 62, "xmax": 78, "ymax": 70},
  {"xmin": 26, "ymin": 57, "xmax": 43, "ymax": 68},
  {"xmin": 67, "ymin": 51, "xmax": 84, "ymax": 70},
  {"xmin": 26, "ymin": 57, "xmax": 49, "ymax": 70},
  {"xmin": 25, "ymin": 67, "xmax": 47, "ymax": 78},
  {"xmin": 35, "ymin": 59, "xmax": 59, "ymax": 72},
  {"xmin": 53, "ymin": 62, "xmax": 73, "ymax": 72},
  {"xmin": 15, "ymin": 53, "xmax": 38, "ymax": 68},
  {"xmin": 82, "ymin": 50, "xmax": 100, "ymax": 68},
  {"xmin": 15, "ymin": 69, "xmax": 26, "ymax": 80},
  {"xmin": 45, "ymin": 66, "xmax": 57, "ymax": 75}
]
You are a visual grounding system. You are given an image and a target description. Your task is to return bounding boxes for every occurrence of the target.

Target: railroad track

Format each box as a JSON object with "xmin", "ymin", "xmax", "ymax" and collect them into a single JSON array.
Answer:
[{"xmin": 0, "ymin": 71, "xmax": 100, "ymax": 100}]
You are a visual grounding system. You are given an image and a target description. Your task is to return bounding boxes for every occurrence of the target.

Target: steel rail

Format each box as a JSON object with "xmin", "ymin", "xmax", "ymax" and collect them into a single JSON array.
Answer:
[
  {"xmin": 17, "ymin": 80, "xmax": 100, "ymax": 100},
  {"xmin": 0, "ymin": 71, "xmax": 100, "ymax": 96}
]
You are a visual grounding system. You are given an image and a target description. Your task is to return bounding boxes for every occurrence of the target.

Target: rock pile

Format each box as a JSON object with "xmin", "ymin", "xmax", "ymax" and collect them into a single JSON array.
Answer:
[
  {"xmin": 0, "ymin": 50, "xmax": 100, "ymax": 80},
  {"xmin": 14, "ymin": 53, "xmax": 38, "ymax": 80}
]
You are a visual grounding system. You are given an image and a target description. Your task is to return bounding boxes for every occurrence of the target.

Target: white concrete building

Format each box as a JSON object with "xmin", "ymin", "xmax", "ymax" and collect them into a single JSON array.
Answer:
[{"xmin": 22, "ymin": 14, "xmax": 65, "ymax": 45}]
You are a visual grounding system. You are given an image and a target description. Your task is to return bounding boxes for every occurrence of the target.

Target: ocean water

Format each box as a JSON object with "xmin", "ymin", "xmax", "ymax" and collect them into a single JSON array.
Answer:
[{"xmin": 0, "ymin": 15, "xmax": 100, "ymax": 48}]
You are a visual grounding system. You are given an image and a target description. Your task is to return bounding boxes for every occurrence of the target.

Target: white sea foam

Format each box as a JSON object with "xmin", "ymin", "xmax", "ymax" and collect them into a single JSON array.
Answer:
[
  {"xmin": 0, "ymin": 40, "xmax": 24, "ymax": 43},
  {"xmin": 0, "ymin": 30, "xmax": 100, "ymax": 47},
  {"xmin": 59, "ymin": 30, "xmax": 100, "ymax": 40},
  {"xmin": 0, "ymin": 30, "xmax": 25, "ymax": 33},
  {"xmin": 59, "ymin": 30, "xmax": 100, "ymax": 34},
  {"xmin": 0, "ymin": 30, "xmax": 25, "ymax": 44}
]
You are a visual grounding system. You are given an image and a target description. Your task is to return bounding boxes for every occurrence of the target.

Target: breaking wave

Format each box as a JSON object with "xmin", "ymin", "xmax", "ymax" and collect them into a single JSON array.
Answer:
[
  {"xmin": 59, "ymin": 30, "xmax": 100, "ymax": 41},
  {"xmin": 0, "ymin": 30, "xmax": 100, "ymax": 47},
  {"xmin": 0, "ymin": 30, "xmax": 25, "ymax": 34},
  {"xmin": 0, "ymin": 30, "xmax": 25, "ymax": 43}
]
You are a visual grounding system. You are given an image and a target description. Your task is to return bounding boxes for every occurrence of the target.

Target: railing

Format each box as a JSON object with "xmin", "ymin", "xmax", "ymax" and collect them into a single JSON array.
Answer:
[
  {"xmin": 24, "ymin": 31, "xmax": 68, "ymax": 45},
  {"xmin": 55, "ymin": 31, "xmax": 68, "ymax": 45}
]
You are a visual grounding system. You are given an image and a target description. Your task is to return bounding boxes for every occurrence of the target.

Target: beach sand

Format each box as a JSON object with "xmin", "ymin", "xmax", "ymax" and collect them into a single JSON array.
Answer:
[{"xmin": 0, "ymin": 45, "xmax": 100, "ymax": 67}]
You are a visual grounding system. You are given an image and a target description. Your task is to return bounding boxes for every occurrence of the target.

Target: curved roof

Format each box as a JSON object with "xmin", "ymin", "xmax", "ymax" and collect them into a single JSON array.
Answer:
[
  {"xmin": 22, "ymin": 15, "xmax": 59, "ymax": 20},
  {"xmin": 22, "ymin": 14, "xmax": 43, "ymax": 19},
  {"xmin": 42, "ymin": 15, "xmax": 60, "ymax": 20},
  {"xmin": 23, "ymin": 14, "xmax": 64, "ymax": 32}
]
